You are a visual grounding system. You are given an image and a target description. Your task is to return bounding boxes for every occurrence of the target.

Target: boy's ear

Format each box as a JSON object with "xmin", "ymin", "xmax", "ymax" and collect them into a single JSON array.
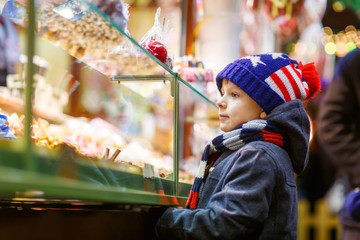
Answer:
[{"xmin": 260, "ymin": 111, "xmax": 267, "ymax": 119}]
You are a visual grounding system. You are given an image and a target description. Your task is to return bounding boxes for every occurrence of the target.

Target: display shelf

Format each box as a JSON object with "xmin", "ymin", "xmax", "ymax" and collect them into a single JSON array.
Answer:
[
  {"xmin": 0, "ymin": 165, "xmax": 187, "ymax": 206},
  {"xmin": 0, "ymin": 144, "xmax": 191, "ymax": 204},
  {"xmin": 0, "ymin": 94, "xmax": 68, "ymax": 124}
]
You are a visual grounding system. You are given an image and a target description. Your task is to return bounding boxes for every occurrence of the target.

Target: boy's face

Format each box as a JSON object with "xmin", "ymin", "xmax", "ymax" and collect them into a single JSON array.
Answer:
[{"xmin": 217, "ymin": 79, "xmax": 264, "ymax": 132}]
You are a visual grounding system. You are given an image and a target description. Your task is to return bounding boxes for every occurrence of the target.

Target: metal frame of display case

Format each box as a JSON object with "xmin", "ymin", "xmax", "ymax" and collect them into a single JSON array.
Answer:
[
  {"xmin": 0, "ymin": 0, "xmax": 217, "ymax": 207},
  {"xmin": 24, "ymin": 0, "xmax": 36, "ymax": 171}
]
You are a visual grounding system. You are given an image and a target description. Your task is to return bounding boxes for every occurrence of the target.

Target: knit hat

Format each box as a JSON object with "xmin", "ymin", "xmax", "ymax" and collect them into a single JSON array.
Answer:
[{"xmin": 216, "ymin": 53, "xmax": 321, "ymax": 114}]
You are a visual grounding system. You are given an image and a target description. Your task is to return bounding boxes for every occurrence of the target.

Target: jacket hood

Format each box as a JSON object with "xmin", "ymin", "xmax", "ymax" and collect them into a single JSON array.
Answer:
[{"xmin": 264, "ymin": 99, "xmax": 310, "ymax": 175}]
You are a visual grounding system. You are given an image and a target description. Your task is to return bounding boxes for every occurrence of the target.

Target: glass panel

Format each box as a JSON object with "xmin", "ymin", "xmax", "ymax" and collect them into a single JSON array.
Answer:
[
  {"xmin": 0, "ymin": 0, "xmax": 177, "ymax": 202},
  {"xmin": 178, "ymin": 79, "xmax": 220, "ymax": 197},
  {"xmin": 0, "ymin": 0, "xmax": 220, "ymax": 203},
  {"xmin": 0, "ymin": 35, "xmax": 176, "ymax": 197},
  {"xmin": 0, "ymin": 2, "xmax": 27, "ymax": 170},
  {"xmin": 14, "ymin": 0, "xmax": 174, "ymax": 77}
]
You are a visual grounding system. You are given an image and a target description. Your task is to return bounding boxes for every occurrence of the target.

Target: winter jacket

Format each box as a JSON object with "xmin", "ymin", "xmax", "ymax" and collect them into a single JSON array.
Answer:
[
  {"xmin": 318, "ymin": 48, "xmax": 360, "ymax": 229},
  {"xmin": 155, "ymin": 99, "xmax": 310, "ymax": 239},
  {"xmin": 318, "ymin": 48, "xmax": 360, "ymax": 191}
]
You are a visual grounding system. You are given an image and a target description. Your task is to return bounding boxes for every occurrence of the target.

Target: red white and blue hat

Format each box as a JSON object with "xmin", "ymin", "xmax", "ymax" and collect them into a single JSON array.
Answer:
[{"xmin": 216, "ymin": 53, "xmax": 321, "ymax": 114}]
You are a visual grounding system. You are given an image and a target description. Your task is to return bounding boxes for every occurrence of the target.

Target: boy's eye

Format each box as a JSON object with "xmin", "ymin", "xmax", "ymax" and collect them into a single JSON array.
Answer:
[{"xmin": 231, "ymin": 93, "xmax": 239, "ymax": 97}]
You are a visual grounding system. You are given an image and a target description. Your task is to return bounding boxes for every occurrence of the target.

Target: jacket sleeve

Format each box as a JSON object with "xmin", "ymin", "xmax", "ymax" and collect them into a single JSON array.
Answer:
[
  {"xmin": 345, "ymin": 188, "xmax": 360, "ymax": 221},
  {"xmin": 317, "ymin": 51, "xmax": 360, "ymax": 173},
  {"xmin": 155, "ymin": 147, "xmax": 277, "ymax": 240}
]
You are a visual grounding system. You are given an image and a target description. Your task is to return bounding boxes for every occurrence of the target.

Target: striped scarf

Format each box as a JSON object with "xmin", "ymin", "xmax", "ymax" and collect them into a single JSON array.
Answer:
[{"xmin": 185, "ymin": 119, "xmax": 286, "ymax": 209}]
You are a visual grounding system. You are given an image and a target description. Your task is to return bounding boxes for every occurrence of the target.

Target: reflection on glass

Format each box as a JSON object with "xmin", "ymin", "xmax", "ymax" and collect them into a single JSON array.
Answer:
[
  {"xmin": 0, "ymin": 0, "xmax": 215, "ymax": 203},
  {"xmin": 0, "ymin": 5, "xmax": 177, "ymax": 198},
  {"xmin": 34, "ymin": 0, "xmax": 167, "ymax": 77},
  {"xmin": 178, "ymin": 80, "xmax": 220, "ymax": 193}
]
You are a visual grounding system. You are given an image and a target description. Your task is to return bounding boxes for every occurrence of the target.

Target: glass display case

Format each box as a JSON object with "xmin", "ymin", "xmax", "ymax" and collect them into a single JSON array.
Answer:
[{"xmin": 0, "ymin": 0, "xmax": 220, "ymax": 208}]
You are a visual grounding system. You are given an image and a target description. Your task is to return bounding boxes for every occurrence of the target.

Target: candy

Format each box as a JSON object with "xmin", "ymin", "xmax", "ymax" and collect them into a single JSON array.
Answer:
[{"xmin": 140, "ymin": 40, "xmax": 168, "ymax": 64}]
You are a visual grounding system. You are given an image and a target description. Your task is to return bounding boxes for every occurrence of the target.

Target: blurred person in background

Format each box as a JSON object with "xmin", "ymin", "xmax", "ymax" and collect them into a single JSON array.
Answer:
[
  {"xmin": 0, "ymin": 4, "xmax": 20, "ymax": 87},
  {"xmin": 317, "ymin": 48, "xmax": 360, "ymax": 239}
]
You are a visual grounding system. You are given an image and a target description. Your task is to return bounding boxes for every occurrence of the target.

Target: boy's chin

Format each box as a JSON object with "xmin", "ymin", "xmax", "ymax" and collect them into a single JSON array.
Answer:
[{"xmin": 219, "ymin": 125, "xmax": 233, "ymax": 132}]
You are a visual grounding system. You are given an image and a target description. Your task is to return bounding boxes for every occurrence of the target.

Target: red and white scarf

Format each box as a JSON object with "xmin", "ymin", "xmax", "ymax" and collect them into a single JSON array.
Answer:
[{"xmin": 185, "ymin": 119, "xmax": 286, "ymax": 209}]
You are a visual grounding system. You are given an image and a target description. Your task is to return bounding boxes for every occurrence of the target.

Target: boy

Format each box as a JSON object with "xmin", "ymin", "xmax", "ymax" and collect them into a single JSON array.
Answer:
[{"xmin": 155, "ymin": 53, "xmax": 321, "ymax": 239}]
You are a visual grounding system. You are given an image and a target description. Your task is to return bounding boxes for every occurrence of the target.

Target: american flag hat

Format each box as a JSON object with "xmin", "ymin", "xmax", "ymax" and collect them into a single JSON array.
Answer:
[{"xmin": 216, "ymin": 53, "xmax": 321, "ymax": 114}]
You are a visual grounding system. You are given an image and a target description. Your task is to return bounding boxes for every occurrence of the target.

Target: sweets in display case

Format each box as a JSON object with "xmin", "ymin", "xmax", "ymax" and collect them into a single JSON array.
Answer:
[{"xmin": 34, "ymin": 0, "xmax": 164, "ymax": 76}]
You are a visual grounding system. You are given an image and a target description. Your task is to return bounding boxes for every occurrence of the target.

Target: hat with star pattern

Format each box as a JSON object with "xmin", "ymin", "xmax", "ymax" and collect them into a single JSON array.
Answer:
[{"xmin": 216, "ymin": 53, "xmax": 321, "ymax": 114}]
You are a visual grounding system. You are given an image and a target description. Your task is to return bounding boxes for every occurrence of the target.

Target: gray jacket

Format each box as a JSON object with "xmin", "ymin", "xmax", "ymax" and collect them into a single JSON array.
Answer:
[{"xmin": 156, "ymin": 100, "xmax": 310, "ymax": 239}]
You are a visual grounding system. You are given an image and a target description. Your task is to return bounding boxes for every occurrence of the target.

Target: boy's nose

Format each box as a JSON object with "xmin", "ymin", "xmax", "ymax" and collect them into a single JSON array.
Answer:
[{"xmin": 216, "ymin": 97, "xmax": 226, "ymax": 108}]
